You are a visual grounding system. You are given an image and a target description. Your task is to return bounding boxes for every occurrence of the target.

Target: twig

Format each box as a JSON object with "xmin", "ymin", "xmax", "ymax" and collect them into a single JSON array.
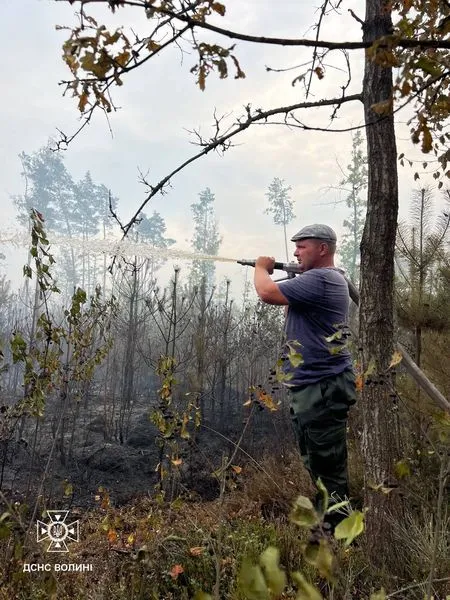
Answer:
[
  {"xmin": 387, "ymin": 577, "xmax": 450, "ymax": 598},
  {"xmin": 348, "ymin": 9, "xmax": 364, "ymax": 27},
  {"xmin": 306, "ymin": 0, "xmax": 331, "ymax": 99}
]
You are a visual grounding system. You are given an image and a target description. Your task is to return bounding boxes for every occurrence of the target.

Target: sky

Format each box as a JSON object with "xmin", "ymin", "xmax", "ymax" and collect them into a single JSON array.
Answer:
[{"xmin": 0, "ymin": 0, "xmax": 443, "ymax": 298}]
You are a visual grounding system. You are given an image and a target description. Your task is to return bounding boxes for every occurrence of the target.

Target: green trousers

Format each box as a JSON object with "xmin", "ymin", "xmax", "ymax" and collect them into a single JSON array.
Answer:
[{"xmin": 288, "ymin": 370, "xmax": 357, "ymax": 504}]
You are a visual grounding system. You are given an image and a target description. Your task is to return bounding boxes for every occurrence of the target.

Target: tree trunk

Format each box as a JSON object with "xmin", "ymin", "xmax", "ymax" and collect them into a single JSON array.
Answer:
[
  {"xmin": 120, "ymin": 260, "xmax": 138, "ymax": 443},
  {"xmin": 359, "ymin": 0, "xmax": 402, "ymax": 562}
]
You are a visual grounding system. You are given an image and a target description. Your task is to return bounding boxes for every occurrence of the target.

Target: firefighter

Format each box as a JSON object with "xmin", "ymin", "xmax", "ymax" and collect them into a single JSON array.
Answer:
[{"xmin": 253, "ymin": 224, "xmax": 356, "ymax": 529}]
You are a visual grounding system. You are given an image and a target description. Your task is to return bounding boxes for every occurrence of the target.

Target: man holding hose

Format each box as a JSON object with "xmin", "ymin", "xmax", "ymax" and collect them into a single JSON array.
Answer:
[{"xmin": 253, "ymin": 224, "xmax": 356, "ymax": 530}]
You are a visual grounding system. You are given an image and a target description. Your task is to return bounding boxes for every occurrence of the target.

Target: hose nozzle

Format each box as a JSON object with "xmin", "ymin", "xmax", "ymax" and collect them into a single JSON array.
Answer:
[
  {"xmin": 237, "ymin": 259, "xmax": 303, "ymax": 275},
  {"xmin": 237, "ymin": 259, "xmax": 256, "ymax": 267}
]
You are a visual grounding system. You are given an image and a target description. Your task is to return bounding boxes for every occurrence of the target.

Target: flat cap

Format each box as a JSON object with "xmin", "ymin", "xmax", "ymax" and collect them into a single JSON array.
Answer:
[{"xmin": 291, "ymin": 224, "xmax": 337, "ymax": 242}]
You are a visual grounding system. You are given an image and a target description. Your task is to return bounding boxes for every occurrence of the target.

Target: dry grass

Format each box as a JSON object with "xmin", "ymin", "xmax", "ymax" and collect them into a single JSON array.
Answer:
[{"xmin": 1, "ymin": 450, "xmax": 447, "ymax": 599}]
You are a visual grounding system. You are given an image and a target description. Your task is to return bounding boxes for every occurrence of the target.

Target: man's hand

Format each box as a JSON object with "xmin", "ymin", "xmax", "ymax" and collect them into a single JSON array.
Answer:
[
  {"xmin": 253, "ymin": 257, "xmax": 288, "ymax": 305},
  {"xmin": 255, "ymin": 256, "xmax": 275, "ymax": 274}
]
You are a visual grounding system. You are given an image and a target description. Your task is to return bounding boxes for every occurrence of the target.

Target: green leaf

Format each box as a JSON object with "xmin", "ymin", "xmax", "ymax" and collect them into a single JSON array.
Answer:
[
  {"xmin": 238, "ymin": 559, "xmax": 269, "ymax": 600},
  {"xmin": 316, "ymin": 478, "xmax": 329, "ymax": 516},
  {"xmin": 0, "ymin": 512, "xmax": 11, "ymax": 540},
  {"xmin": 286, "ymin": 341, "xmax": 304, "ymax": 368},
  {"xmin": 324, "ymin": 330, "xmax": 342, "ymax": 343},
  {"xmin": 259, "ymin": 547, "xmax": 286, "ymax": 596},
  {"xmin": 334, "ymin": 511, "xmax": 364, "ymax": 546},
  {"xmin": 394, "ymin": 459, "xmax": 411, "ymax": 479},
  {"xmin": 63, "ymin": 481, "xmax": 73, "ymax": 497},
  {"xmin": 416, "ymin": 57, "xmax": 442, "ymax": 77},
  {"xmin": 304, "ymin": 540, "xmax": 334, "ymax": 581},
  {"xmin": 288, "ymin": 353, "xmax": 303, "ymax": 368},
  {"xmin": 193, "ymin": 593, "xmax": 213, "ymax": 600},
  {"xmin": 292, "ymin": 572, "xmax": 323, "ymax": 600},
  {"xmin": 290, "ymin": 496, "xmax": 320, "ymax": 527},
  {"xmin": 325, "ymin": 500, "xmax": 349, "ymax": 514}
]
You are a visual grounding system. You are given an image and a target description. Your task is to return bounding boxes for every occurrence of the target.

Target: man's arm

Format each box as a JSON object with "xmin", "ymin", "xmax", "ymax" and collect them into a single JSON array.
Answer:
[{"xmin": 254, "ymin": 257, "xmax": 289, "ymax": 305}]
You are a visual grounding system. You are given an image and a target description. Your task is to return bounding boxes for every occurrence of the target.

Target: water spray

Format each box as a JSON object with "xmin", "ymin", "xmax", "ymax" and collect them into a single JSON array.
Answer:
[
  {"xmin": 0, "ymin": 229, "xmax": 237, "ymax": 264},
  {"xmin": 1, "ymin": 229, "xmax": 304, "ymax": 279}
]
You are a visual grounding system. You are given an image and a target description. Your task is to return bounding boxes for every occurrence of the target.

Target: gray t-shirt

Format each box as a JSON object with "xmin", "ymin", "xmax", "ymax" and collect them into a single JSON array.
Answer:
[{"xmin": 278, "ymin": 268, "xmax": 353, "ymax": 386}]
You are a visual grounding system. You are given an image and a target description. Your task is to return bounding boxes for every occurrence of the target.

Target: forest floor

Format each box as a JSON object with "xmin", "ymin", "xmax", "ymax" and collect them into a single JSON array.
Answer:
[{"xmin": 1, "ymin": 447, "xmax": 449, "ymax": 600}]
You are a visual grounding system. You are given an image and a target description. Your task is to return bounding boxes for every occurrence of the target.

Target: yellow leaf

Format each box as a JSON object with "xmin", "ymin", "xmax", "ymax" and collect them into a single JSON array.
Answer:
[
  {"xmin": 189, "ymin": 546, "xmax": 204, "ymax": 557},
  {"xmin": 259, "ymin": 547, "xmax": 287, "ymax": 596},
  {"xmin": 63, "ymin": 481, "xmax": 73, "ymax": 497},
  {"xmin": 370, "ymin": 589, "xmax": 387, "ymax": 600},
  {"xmin": 231, "ymin": 465, "xmax": 242, "ymax": 474},
  {"xmin": 237, "ymin": 559, "xmax": 268, "ymax": 599},
  {"xmin": 304, "ymin": 539, "xmax": 334, "ymax": 581},
  {"xmin": 171, "ymin": 458, "xmax": 183, "ymax": 466},
  {"xmin": 290, "ymin": 495, "xmax": 320, "ymax": 527},
  {"xmin": 388, "ymin": 351, "xmax": 402, "ymax": 369},
  {"xmin": 257, "ymin": 389, "xmax": 280, "ymax": 412},
  {"xmin": 334, "ymin": 511, "xmax": 364, "ymax": 546},
  {"xmin": 127, "ymin": 533, "xmax": 135, "ymax": 545},
  {"xmin": 292, "ymin": 572, "xmax": 323, "ymax": 600}
]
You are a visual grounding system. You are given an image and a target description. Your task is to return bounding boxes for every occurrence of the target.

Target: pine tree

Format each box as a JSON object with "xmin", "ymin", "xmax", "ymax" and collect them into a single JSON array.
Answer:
[
  {"xmin": 190, "ymin": 188, "xmax": 221, "ymax": 291},
  {"xmin": 137, "ymin": 211, "xmax": 175, "ymax": 248},
  {"xmin": 338, "ymin": 131, "xmax": 368, "ymax": 283},
  {"xmin": 264, "ymin": 178, "xmax": 295, "ymax": 261},
  {"xmin": 396, "ymin": 187, "xmax": 450, "ymax": 366}
]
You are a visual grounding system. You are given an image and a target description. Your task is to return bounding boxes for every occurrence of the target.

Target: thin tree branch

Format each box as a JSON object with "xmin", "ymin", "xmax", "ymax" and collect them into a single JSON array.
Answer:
[
  {"xmin": 348, "ymin": 9, "xmax": 365, "ymax": 26},
  {"xmin": 306, "ymin": 0, "xmax": 331, "ymax": 99},
  {"xmin": 387, "ymin": 577, "xmax": 450, "ymax": 598},
  {"xmin": 119, "ymin": 93, "xmax": 362, "ymax": 237},
  {"xmin": 55, "ymin": 0, "xmax": 450, "ymax": 49}
]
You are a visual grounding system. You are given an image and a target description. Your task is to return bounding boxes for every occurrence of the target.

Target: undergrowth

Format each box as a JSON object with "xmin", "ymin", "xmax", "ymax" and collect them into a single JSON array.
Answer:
[{"xmin": 0, "ymin": 451, "xmax": 448, "ymax": 599}]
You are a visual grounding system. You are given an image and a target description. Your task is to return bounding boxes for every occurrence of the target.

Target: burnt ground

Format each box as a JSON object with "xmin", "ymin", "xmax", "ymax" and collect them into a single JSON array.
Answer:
[{"xmin": 0, "ymin": 392, "xmax": 295, "ymax": 509}]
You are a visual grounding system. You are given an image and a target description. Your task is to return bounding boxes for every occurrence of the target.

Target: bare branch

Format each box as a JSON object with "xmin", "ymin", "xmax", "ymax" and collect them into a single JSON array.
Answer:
[
  {"xmin": 55, "ymin": 0, "xmax": 450, "ymax": 49},
  {"xmin": 119, "ymin": 93, "xmax": 362, "ymax": 236},
  {"xmin": 348, "ymin": 9, "xmax": 365, "ymax": 27},
  {"xmin": 159, "ymin": 9, "xmax": 450, "ymax": 50},
  {"xmin": 306, "ymin": 0, "xmax": 331, "ymax": 99}
]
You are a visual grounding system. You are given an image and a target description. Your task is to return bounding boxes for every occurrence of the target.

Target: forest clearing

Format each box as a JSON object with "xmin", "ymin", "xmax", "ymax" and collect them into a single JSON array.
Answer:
[{"xmin": 0, "ymin": 1, "xmax": 449, "ymax": 599}]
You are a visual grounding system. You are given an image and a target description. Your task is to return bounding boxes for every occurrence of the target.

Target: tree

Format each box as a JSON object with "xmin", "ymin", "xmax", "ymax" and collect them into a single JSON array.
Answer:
[
  {"xmin": 54, "ymin": 0, "xmax": 450, "ymax": 564},
  {"xmin": 190, "ymin": 188, "xmax": 221, "ymax": 292},
  {"xmin": 115, "ymin": 211, "xmax": 175, "ymax": 443},
  {"xmin": 395, "ymin": 186, "xmax": 450, "ymax": 450},
  {"xmin": 336, "ymin": 131, "xmax": 368, "ymax": 284},
  {"xmin": 137, "ymin": 211, "xmax": 176, "ymax": 248},
  {"xmin": 396, "ymin": 187, "xmax": 450, "ymax": 367},
  {"xmin": 264, "ymin": 178, "xmax": 295, "ymax": 262}
]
